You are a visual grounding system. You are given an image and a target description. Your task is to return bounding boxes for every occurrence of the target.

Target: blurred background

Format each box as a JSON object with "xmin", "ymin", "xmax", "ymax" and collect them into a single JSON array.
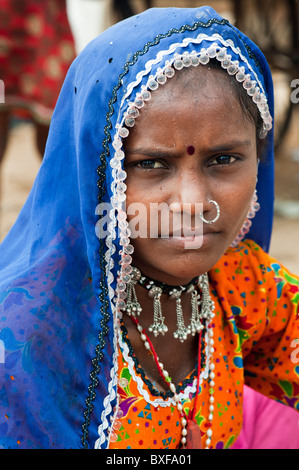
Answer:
[{"xmin": 0, "ymin": 0, "xmax": 298, "ymax": 272}]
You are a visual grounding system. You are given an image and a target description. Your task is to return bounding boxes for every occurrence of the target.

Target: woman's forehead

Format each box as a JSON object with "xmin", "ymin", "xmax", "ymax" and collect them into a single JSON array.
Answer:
[
  {"xmin": 126, "ymin": 69, "xmax": 248, "ymax": 130},
  {"xmin": 124, "ymin": 83, "xmax": 256, "ymax": 155},
  {"xmin": 143, "ymin": 64, "xmax": 238, "ymax": 105}
]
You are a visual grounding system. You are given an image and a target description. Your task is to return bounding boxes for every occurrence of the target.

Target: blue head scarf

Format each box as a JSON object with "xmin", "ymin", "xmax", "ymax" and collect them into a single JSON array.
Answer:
[{"xmin": 0, "ymin": 6, "xmax": 274, "ymax": 449}]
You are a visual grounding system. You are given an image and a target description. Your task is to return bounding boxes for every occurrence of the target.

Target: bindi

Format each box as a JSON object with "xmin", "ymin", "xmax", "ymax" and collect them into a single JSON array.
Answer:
[{"xmin": 187, "ymin": 145, "xmax": 195, "ymax": 155}]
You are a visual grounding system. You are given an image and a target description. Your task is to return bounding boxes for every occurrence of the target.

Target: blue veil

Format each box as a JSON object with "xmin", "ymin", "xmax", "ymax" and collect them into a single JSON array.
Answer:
[{"xmin": 0, "ymin": 7, "xmax": 274, "ymax": 449}]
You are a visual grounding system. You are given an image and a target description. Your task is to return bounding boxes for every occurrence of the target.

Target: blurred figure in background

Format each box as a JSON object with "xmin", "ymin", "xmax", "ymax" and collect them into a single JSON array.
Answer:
[
  {"xmin": 0, "ymin": 0, "xmax": 76, "ymax": 161},
  {"xmin": 66, "ymin": 0, "xmax": 149, "ymax": 55},
  {"xmin": 66, "ymin": 0, "xmax": 114, "ymax": 54}
]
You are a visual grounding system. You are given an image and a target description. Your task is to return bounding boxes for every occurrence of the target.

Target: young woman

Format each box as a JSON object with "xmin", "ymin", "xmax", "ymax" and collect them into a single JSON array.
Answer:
[{"xmin": 0, "ymin": 6, "xmax": 298, "ymax": 449}]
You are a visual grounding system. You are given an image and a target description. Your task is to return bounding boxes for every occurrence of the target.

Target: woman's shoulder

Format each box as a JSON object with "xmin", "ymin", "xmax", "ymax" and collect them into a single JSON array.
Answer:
[
  {"xmin": 210, "ymin": 238, "xmax": 299, "ymax": 301},
  {"xmin": 214, "ymin": 239, "xmax": 295, "ymax": 277},
  {"xmin": 223, "ymin": 239, "xmax": 271, "ymax": 263}
]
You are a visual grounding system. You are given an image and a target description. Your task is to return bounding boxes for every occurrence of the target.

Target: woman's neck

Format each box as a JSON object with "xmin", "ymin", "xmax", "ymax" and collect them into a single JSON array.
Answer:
[{"xmin": 122, "ymin": 302, "xmax": 199, "ymax": 390}]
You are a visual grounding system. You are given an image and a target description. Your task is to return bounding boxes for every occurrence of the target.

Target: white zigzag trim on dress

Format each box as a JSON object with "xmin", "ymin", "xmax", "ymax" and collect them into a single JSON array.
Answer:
[{"xmin": 117, "ymin": 325, "xmax": 213, "ymax": 408}]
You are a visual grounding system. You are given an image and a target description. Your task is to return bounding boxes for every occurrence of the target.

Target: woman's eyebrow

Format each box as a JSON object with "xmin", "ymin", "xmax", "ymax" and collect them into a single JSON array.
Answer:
[
  {"xmin": 125, "ymin": 147, "xmax": 180, "ymax": 158},
  {"xmin": 125, "ymin": 139, "xmax": 253, "ymax": 157},
  {"xmin": 208, "ymin": 139, "xmax": 253, "ymax": 152}
]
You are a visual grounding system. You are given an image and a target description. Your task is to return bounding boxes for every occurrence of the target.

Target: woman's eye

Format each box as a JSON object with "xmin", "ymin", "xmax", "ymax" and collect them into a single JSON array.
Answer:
[
  {"xmin": 136, "ymin": 159, "xmax": 165, "ymax": 169},
  {"xmin": 209, "ymin": 155, "xmax": 238, "ymax": 166}
]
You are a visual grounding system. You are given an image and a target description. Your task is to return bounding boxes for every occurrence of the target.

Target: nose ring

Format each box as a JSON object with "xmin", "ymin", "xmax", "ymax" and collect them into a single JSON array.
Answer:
[{"xmin": 199, "ymin": 200, "xmax": 220, "ymax": 224}]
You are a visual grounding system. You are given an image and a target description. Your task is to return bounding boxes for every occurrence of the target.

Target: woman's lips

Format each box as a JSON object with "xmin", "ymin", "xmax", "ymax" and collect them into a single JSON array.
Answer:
[{"xmin": 159, "ymin": 230, "xmax": 219, "ymax": 249}]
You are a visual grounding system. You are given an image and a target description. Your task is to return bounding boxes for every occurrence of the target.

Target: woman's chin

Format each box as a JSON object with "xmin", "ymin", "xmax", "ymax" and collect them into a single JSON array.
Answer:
[{"xmin": 135, "ymin": 232, "xmax": 231, "ymax": 276}]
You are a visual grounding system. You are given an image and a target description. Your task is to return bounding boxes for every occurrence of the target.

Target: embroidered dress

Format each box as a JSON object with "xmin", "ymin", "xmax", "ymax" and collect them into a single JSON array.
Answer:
[
  {"xmin": 109, "ymin": 240, "xmax": 299, "ymax": 449},
  {"xmin": 110, "ymin": 330, "xmax": 199, "ymax": 449}
]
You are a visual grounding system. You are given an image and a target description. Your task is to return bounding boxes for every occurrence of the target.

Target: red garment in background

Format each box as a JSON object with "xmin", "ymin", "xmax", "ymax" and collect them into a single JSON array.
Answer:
[{"xmin": 0, "ymin": 0, "xmax": 76, "ymax": 124}]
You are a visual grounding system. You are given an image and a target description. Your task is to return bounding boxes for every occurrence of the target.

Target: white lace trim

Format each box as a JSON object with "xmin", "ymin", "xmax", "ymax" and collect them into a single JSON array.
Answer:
[
  {"xmin": 119, "ymin": 33, "xmax": 266, "ymax": 113},
  {"xmin": 94, "ymin": 315, "xmax": 119, "ymax": 449},
  {"xmin": 95, "ymin": 31, "xmax": 249, "ymax": 450},
  {"xmin": 117, "ymin": 326, "xmax": 212, "ymax": 408},
  {"xmin": 94, "ymin": 255, "xmax": 119, "ymax": 449}
]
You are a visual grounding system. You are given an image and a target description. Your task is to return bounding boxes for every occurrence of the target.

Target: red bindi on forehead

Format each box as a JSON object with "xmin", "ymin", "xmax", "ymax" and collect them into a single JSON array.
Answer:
[{"xmin": 187, "ymin": 145, "xmax": 195, "ymax": 155}]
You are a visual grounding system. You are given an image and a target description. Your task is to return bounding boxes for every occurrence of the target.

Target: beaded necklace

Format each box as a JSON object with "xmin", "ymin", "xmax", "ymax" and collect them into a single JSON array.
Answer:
[
  {"xmin": 125, "ymin": 313, "xmax": 215, "ymax": 449},
  {"xmin": 123, "ymin": 267, "xmax": 214, "ymax": 342},
  {"xmin": 119, "ymin": 267, "xmax": 216, "ymax": 448}
]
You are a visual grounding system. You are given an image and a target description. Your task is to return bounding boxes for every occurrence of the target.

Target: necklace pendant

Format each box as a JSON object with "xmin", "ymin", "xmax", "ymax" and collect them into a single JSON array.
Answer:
[
  {"xmin": 173, "ymin": 325, "xmax": 189, "ymax": 342},
  {"xmin": 186, "ymin": 419, "xmax": 203, "ymax": 449},
  {"xmin": 148, "ymin": 286, "xmax": 168, "ymax": 336},
  {"xmin": 125, "ymin": 300, "xmax": 142, "ymax": 317}
]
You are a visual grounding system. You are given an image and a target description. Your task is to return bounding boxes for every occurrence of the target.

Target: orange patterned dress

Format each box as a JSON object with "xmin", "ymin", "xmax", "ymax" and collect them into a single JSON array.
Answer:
[{"xmin": 109, "ymin": 240, "xmax": 299, "ymax": 449}]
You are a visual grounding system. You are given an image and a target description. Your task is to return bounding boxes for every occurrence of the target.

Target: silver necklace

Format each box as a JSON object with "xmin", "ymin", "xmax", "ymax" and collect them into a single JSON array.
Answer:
[{"xmin": 121, "ymin": 266, "xmax": 215, "ymax": 343}]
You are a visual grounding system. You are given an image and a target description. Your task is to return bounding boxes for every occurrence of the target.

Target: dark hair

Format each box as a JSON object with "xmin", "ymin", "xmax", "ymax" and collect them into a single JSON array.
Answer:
[
  {"xmin": 173, "ymin": 59, "xmax": 268, "ymax": 160},
  {"xmin": 208, "ymin": 60, "xmax": 268, "ymax": 160}
]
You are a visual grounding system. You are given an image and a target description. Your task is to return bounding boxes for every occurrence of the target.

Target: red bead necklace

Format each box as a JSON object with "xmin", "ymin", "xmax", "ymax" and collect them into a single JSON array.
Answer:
[{"xmin": 129, "ymin": 315, "xmax": 204, "ymax": 449}]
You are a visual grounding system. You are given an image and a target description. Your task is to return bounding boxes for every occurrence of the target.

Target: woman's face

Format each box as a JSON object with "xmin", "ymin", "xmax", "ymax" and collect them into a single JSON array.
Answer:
[{"xmin": 123, "ymin": 66, "xmax": 258, "ymax": 285}]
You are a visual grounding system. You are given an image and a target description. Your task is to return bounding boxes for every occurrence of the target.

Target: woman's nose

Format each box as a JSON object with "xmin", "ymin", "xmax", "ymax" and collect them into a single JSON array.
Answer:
[{"xmin": 170, "ymin": 172, "xmax": 210, "ymax": 216}]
